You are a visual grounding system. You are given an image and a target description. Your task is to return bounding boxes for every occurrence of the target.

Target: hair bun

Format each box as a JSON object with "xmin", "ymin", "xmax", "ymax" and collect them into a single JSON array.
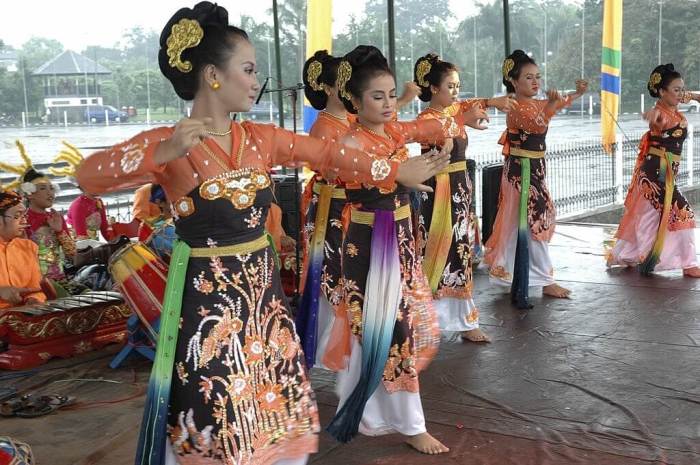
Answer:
[
  {"xmin": 346, "ymin": 45, "xmax": 388, "ymax": 69},
  {"xmin": 648, "ymin": 63, "xmax": 680, "ymax": 98}
]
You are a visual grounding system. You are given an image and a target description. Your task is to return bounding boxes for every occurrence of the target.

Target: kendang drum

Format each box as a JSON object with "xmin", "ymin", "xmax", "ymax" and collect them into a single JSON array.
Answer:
[{"xmin": 109, "ymin": 242, "xmax": 167, "ymax": 342}]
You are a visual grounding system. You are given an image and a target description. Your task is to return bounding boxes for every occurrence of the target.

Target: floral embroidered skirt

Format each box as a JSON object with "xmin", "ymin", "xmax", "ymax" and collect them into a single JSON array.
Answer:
[
  {"xmin": 609, "ymin": 157, "xmax": 697, "ymax": 271},
  {"xmin": 167, "ymin": 247, "xmax": 319, "ymax": 465}
]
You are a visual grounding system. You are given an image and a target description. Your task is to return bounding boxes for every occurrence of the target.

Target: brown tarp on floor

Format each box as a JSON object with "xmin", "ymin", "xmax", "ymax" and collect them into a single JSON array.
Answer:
[{"xmin": 2, "ymin": 224, "xmax": 699, "ymax": 465}]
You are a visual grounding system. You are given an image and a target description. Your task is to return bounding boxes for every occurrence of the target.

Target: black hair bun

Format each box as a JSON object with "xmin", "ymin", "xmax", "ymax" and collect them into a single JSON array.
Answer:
[
  {"xmin": 344, "ymin": 45, "xmax": 388, "ymax": 70},
  {"xmin": 648, "ymin": 63, "xmax": 681, "ymax": 98},
  {"xmin": 303, "ymin": 50, "xmax": 334, "ymax": 110},
  {"xmin": 337, "ymin": 45, "xmax": 392, "ymax": 114},
  {"xmin": 502, "ymin": 49, "xmax": 536, "ymax": 93},
  {"xmin": 158, "ymin": 2, "xmax": 247, "ymax": 101}
]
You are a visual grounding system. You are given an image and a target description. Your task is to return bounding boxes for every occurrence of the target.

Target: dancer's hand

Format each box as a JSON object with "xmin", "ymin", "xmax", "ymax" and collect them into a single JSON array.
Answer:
[
  {"xmin": 397, "ymin": 82, "xmax": 421, "ymax": 109},
  {"xmin": 643, "ymin": 107, "xmax": 667, "ymax": 129},
  {"xmin": 575, "ymin": 79, "xmax": 589, "ymax": 95},
  {"xmin": 546, "ymin": 88, "xmax": 563, "ymax": 104},
  {"xmin": 463, "ymin": 106, "xmax": 489, "ymax": 130},
  {"xmin": 440, "ymin": 138, "xmax": 454, "ymax": 157},
  {"xmin": 155, "ymin": 117, "xmax": 212, "ymax": 164},
  {"xmin": 47, "ymin": 210, "xmax": 64, "ymax": 232},
  {"xmin": 280, "ymin": 235, "xmax": 296, "ymax": 252},
  {"xmin": 396, "ymin": 149, "xmax": 450, "ymax": 192},
  {"xmin": 487, "ymin": 95, "xmax": 518, "ymax": 113},
  {"xmin": 0, "ymin": 286, "xmax": 40, "ymax": 305}
]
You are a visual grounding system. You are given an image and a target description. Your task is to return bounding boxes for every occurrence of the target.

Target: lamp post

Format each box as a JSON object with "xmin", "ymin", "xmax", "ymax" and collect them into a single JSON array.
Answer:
[
  {"xmin": 543, "ymin": 7, "xmax": 548, "ymax": 89},
  {"xmin": 266, "ymin": 37, "xmax": 273, "ymax": 121},
  {"xmin": 473, "ymin": 16, "xmax": 478, "ymax": 97},
  {"xmin": 657, "ymin": 0, "xmax": 663, "ymax": 65},
  {"xmin": 410, "ymin": 28, "xmax": 416, "ymax": 115},
  {"xmin": 575, "ymin": 1, "xmax": 586, "ymax": 115}
]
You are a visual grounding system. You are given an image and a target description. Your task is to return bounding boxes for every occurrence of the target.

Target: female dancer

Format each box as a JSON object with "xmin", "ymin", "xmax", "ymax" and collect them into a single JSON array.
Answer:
[
  {"xmin": 297, "ymin": 50, "xmax": 420, "ymax": 369},
  {"xmin": 414, "ymin": 53, "xmax": 516, "ymax": 342},
  {"xmin": 485, "ymin": 50, "xmax": 587, "ymax": 308},
  {"xmin": 323, "ymin": 45, "xmax": 488, "ymax": 455},
  {"xmin": 75, "ymin": 4, "xmax": 448, "ymax": 465},
  {"xmin": 608, "ymin": 64, "xmax": 700, "ymax": 277}
]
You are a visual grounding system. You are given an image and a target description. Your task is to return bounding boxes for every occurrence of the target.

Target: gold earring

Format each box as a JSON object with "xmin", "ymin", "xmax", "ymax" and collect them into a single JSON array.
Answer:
[{"xmin": 211, "ymin": 80, "xmax": 221, "ymax": 90}]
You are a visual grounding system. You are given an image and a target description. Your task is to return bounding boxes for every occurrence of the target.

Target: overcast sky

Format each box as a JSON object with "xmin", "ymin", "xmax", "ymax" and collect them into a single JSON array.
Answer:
[{"xmin": 1, "ymin": 1, "xmax": 480, "ymax": 51}]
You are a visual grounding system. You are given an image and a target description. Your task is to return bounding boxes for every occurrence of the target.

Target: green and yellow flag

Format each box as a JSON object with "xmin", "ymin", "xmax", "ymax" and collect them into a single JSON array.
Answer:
[
  {"xmin": 601, "ymin": 0, "xmax": 623, "ymax": 152},
  {"xmin": 303, "ymin": 0, "xmax": 333, "ymax": 133}
]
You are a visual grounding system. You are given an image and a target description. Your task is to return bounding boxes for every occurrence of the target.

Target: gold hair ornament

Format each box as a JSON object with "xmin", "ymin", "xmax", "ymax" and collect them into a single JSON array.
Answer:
[
  {"xmin": 502, "ymin": 58, "xmax": 515, "ymax": 79},
  {"xmin": 166, "ymin": 18, "xmax": 204, "ymax": 73},
  {"xmin": 336, "ymin": 60, "xmax": 353, "ymax": 101},
  {"xmin": 307, "ymin": 60, "xmax": 324, "ymax": 91},
  {"xmin": 0, "ymin": 141, "xmax": 34, "ymax": 191},
  {"xmin": 416, "ymin": 59, "xmax": 432, "ymax": 88},
  {"xmin": 50, "ymin": 141, "xmax": 84, "ymax": 178},
  {"xmin": 648, "ymin": 72, "xmax": 662, "ymax": 93}
]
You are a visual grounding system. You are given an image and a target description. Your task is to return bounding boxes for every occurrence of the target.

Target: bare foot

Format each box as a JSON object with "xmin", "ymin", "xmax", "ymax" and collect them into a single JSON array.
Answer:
[
  {"xmin": 683, "ymin": 266, "xmax": 700, "ymax": 278},
  {"xmin": 461, "ymin": 328, "xmax": 491, "ymax": 343},
  {"xmin": 543, "ymin": 283, "xmax": 571, "ymax": 298},
  {"xmin": 405, "ymin": 432, "xmax": 450, "ymax": 455}
]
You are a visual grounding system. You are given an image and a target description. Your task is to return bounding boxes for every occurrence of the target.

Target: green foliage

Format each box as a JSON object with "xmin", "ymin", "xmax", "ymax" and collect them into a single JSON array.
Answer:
[{"xmin": 1, "ymin": 0, "xmax": 699, "ymax": 118}]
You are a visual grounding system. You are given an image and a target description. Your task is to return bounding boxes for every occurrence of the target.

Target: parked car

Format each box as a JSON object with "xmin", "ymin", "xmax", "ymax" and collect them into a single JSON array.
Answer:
[
  {"xmin": 678, "ymin": 93, "xmax": 700, "ymax": 113},
  {"xmin": 85, "ymin": 105, "xmax": 129, "ymax": 123}
]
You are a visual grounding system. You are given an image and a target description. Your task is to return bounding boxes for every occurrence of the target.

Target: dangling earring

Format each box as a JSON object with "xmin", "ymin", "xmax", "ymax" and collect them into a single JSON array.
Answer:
[{"xmin": 210, "ymin": 80, "xmax": 221, "ymax": 90}]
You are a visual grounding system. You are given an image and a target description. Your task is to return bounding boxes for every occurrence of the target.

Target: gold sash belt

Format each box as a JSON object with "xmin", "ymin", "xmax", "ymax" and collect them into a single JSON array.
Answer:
[{"xmin": 190, "ymin": 235, "xmax": 269, "ymax": 257}]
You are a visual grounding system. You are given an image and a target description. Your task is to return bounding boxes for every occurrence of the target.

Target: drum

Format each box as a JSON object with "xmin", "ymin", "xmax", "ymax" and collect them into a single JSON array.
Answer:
[
  {"xmin": 109, "ymin": 243, "xmax": 167, "ymax": 341},
  {"xmin": 144, "ymin": 222, "xmax": 176, "ymax": 264}
]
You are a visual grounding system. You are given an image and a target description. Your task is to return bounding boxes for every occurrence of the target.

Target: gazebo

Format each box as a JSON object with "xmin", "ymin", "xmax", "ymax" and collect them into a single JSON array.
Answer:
[{"xmin": 32, "ymin": 50, "xmax": 112, "ymax": 122}]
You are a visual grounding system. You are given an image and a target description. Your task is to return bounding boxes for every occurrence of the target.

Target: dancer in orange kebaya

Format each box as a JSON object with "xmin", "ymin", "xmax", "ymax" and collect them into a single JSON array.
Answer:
[
  {"xmin": 297, "ymin": 50, "xmax": 421, "ymax": 369},
  {"xmin": 323, "ymin": 45, "xmax": 488, "ymax": 455},
  {"xmin": 413, "ymin": 52, "xmax": 517, "ymax": 343},
  {"xmin": 608, "ymin": 63, "xmax": 700, "ymax": 277},
  {"xmin": 74, "ymin": 4, "xmax": 448, "ymax": 465},
  {"xmin": 485, "ymin": 50, "xmax": 587, "ymax": 308}
]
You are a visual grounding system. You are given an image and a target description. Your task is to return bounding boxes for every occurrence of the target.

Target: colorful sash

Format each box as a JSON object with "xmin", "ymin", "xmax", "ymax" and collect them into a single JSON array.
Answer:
[
  {"xmin": 296, "ymin": 183, "xmax": 335, "ymax": 368},
  {"xmin": 511, "ymin": 158, "xmax": 532, "ymax": 309},
  {"xmin": 423, "ymin": 161, "xmax": 467, "ymax": 292},
  {"xmin": 326, "ymin": 210, "xmax": 402, "ymax": 442},
  {"xmin": 639, "ymin": 149, "xmax": 675, "ymax": 275},
  {"xmin": 135, "ymin": 239, "xmax": 190, "ymax": 465}
]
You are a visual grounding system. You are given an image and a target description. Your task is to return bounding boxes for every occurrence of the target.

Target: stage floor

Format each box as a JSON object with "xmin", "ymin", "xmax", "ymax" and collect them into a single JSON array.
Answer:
[{"xmin": 2, "ymin": 223, "xmax": 699, "ymax": 465}]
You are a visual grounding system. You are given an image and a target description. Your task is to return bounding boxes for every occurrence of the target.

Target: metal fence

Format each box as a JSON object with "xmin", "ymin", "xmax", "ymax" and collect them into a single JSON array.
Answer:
[
  {"xmin": 472, "ymin": 125, "xmax": 699, "ymax": 219},
  {"xmin": 0, "ymin": 161, "xmax": 136, "ymax": 223},
  {"xmin": 4, "ymin": 127, "xmax": 700, "ymax": 225}
]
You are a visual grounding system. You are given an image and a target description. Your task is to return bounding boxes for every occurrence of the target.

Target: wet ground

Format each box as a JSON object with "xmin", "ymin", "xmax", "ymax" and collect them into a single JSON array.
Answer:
[
  {"xmin": 1, "ymin": 223, "xmax": 699, "ymax": 465},
  {"xmin": 4, "ymin": 112, "xmax": 700, "ymax": 165}
]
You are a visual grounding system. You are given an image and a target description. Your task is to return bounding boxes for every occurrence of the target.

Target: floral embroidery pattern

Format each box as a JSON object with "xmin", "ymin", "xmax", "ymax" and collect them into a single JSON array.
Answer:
[
  {"xmin": 244, "ymin": 207, "xmax": 263, "ymax": 229},
  {"xmin": 171, "ymin": 248, "xmax": 319, "ymax": 463},
  {"xmin": 199, "ymin": 168, "xmax": 271, "ymax": 210},
  {"xmin": 119, "ymin": 144, "xmax": 145, "ymax": 174},
  {"xmin": 370, "ymin": 158, "xmax": 392, "ymax": 181},
  {"xmin": 346, "ymin": 243, "xmax": 359, "ymax": 257}
]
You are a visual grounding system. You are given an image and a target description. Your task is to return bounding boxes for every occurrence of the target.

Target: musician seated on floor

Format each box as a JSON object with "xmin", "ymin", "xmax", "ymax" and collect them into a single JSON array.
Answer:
[
  {"xmin": 67, "ymin": 186, "xmax": 113, "ymax": 242},
  {"xmin": 21, "ymin": 168, "xmax": 76, "ymax": 282},
  {"xmin": 0, "ymin": 190, "xmax": 46, "ymax": 309}
]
